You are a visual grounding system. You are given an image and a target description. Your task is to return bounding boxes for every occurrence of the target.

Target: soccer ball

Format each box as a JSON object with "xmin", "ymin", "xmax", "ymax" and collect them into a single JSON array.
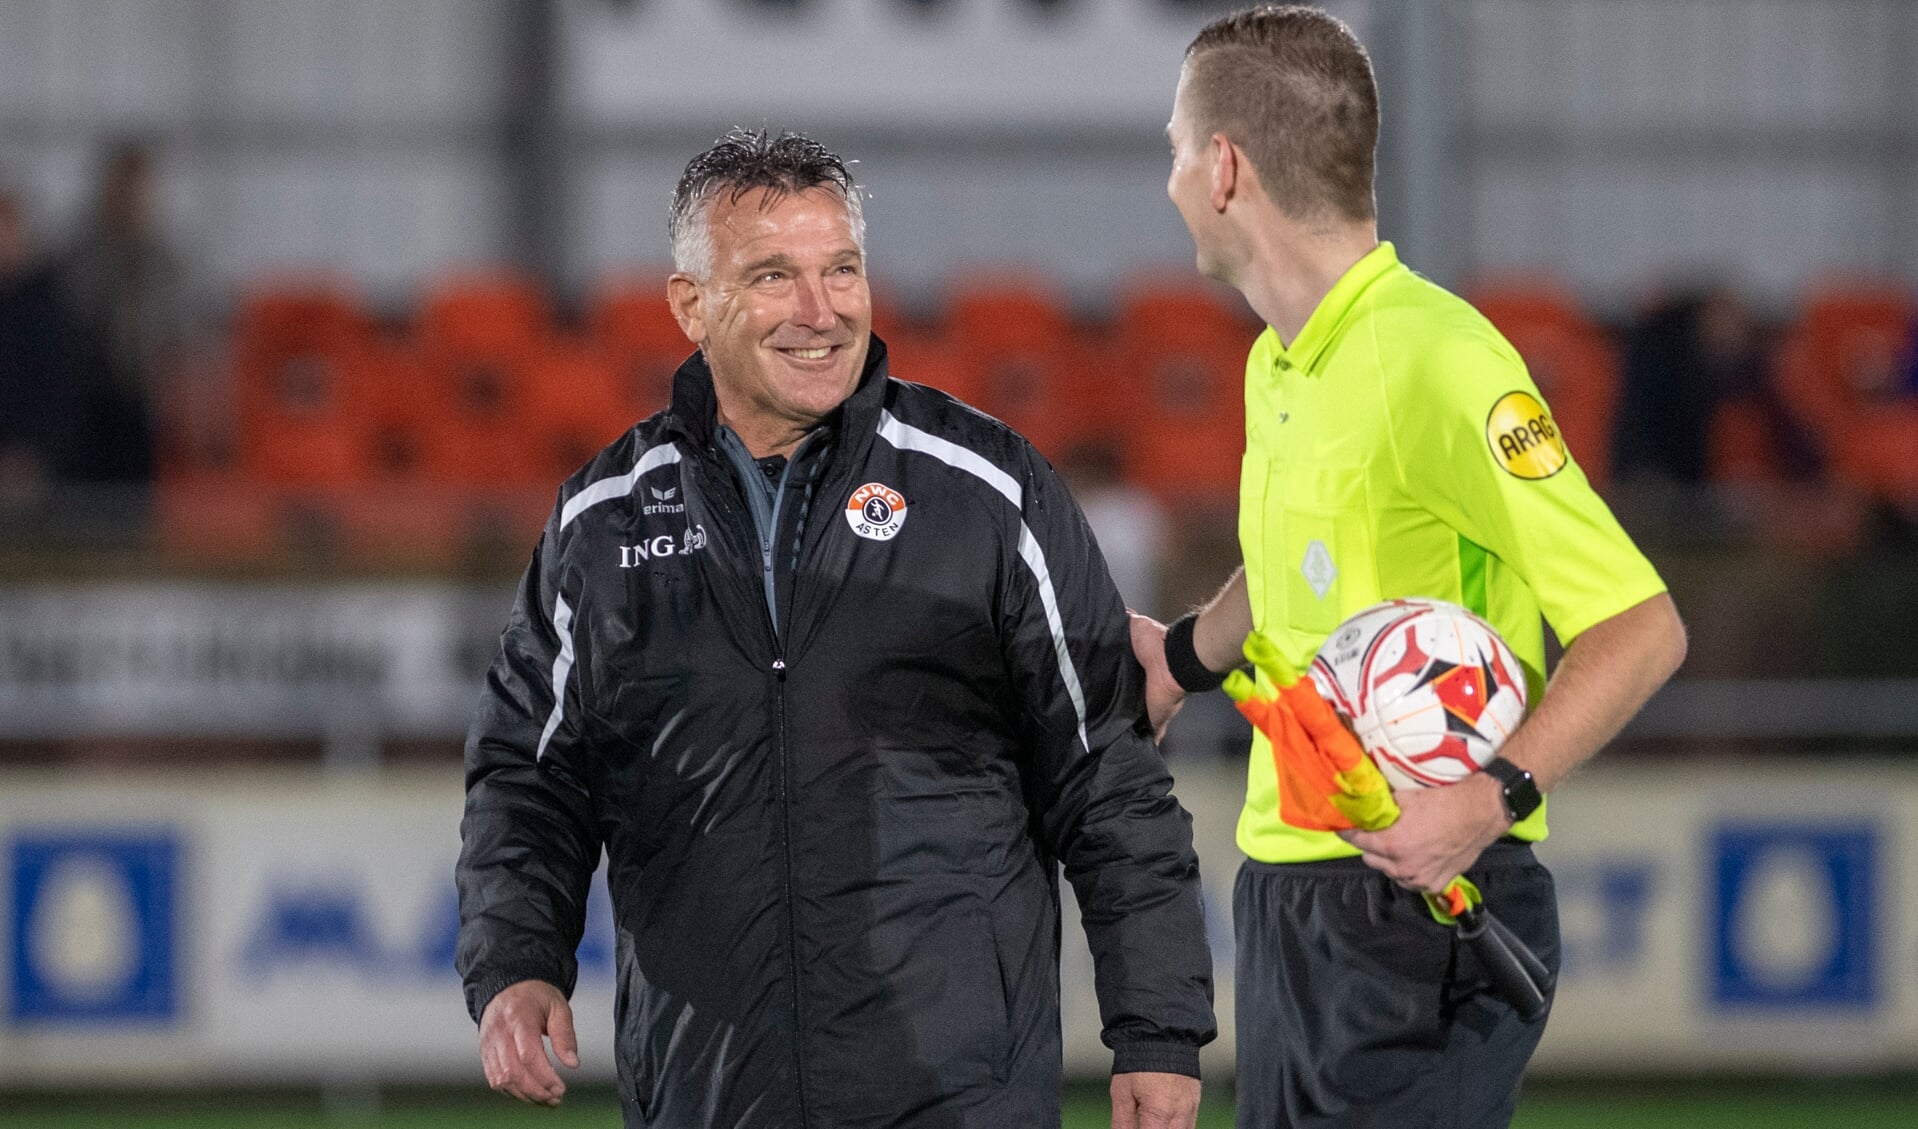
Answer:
[{"xmin": 1307, "ymin": 598, "xmax": 1529, "ymax": 790}]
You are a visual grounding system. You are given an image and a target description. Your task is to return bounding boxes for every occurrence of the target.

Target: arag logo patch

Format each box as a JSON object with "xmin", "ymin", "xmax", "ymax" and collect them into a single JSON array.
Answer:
[
  {"xmin": 845, "ymin": 483, "xmax": 907, "ymax": 541},
  {"xmin": 1485, "ymin": 391, "xmax": 1567, "ymax": 480}
]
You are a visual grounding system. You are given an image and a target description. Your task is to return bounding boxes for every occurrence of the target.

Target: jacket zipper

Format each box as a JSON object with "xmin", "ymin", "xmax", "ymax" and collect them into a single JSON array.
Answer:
[
  {"xmin": 715, "ymin": 434, "xmax": 811, "ymax": 1125},
  {"xmin": 772, "ymin": 650, "xmax": 805, "ymax": 1126},
  {"xmin": 765, "ymin": 456, "xmax": 805, "ymax": 1127}
]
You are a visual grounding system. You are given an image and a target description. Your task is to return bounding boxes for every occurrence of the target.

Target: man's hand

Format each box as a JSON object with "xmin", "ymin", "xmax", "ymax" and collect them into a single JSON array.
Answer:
[
  {"xmin": 1110, "ymin": 1071, "xmax": 1201, "ymax": 1129},
  {"xmin": 1340, "ymin": 773, "xmax": 1509, "ymax": 893},
  {"xmin": 478, "ymin": 979, "xmax": 580, "ymax": 1106},
  {"xmin": 1127, "ymin": 611, "xmax": 1186, "ymax": 742}
]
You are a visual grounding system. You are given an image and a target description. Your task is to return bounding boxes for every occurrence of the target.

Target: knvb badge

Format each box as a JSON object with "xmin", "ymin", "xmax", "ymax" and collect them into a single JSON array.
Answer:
[{"xmin": 8, "ymin": 831, "xmax": 180, "ymax": 1023}]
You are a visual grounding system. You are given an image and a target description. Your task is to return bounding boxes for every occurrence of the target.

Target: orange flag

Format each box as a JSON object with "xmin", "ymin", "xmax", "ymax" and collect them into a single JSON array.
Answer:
[
  {"xmin": 1225, "ymin": 631, "xmax": 1482, "ymax": 923},
  {"xmin": 1224, "ymin": 632, "xmax": 1400, "ymax": 833}
]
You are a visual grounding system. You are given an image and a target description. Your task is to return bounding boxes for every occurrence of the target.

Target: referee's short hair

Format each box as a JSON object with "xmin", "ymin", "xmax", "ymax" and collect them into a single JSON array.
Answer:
[
  {"xmin": 669, "ymin": 128, "xmax": 866, "ymax": 280},
  {"xmin": 1184, "ymin": 5, "xmax": 1379, "ymax": 224}
]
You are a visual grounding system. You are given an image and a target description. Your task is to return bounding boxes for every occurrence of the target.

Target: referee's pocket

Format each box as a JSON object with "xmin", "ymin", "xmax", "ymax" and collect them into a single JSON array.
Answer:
[{"xmin": 1278, "ymin": 465, "xmax": 1375, "ymax": 639}]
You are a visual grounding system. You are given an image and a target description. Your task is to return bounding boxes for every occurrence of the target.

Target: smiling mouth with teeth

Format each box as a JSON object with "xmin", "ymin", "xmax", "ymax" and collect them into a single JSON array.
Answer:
[{"xmin": 782, "ymin": 347, "xmax": 834, "ymax": 360}]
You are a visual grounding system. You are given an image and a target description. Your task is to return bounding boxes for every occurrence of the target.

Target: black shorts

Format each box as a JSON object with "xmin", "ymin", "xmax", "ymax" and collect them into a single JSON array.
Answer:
[{"xmin": 1233, "ymin": 841, "xmax": 1559, "ymax": 1129}]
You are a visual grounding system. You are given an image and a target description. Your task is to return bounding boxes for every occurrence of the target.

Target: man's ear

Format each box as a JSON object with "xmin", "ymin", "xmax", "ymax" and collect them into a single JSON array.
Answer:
[
  {"xmin": 668, "ymin": 274, "xmax": 706, "ymax": 344},
  {"xmin": 1208, "ymin": 132, "xmax": 1239, "ymax": 213}
]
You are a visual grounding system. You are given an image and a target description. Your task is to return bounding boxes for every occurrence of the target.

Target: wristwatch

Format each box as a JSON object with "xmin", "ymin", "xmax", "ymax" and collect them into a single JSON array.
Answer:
[{"xmin": 1482, "ymin": 756, "xmax": 1542, "ymax": 823}]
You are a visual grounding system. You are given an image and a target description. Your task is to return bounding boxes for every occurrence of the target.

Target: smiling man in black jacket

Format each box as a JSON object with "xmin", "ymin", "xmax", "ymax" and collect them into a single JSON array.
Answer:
[{"xmin": 456, "ymin": 128, "xmax": 1215, "ymax": 1129}]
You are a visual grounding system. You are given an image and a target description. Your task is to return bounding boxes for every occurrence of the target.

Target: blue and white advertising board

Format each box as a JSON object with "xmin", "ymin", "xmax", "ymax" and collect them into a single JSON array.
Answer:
[
  {"xmin": 1535, "ymin": 764, "xmax": 1907, "ymax": 1071},
  {"xmin": 2, "ymin": 761, "xmax": 1916, "ymax": 1083}
]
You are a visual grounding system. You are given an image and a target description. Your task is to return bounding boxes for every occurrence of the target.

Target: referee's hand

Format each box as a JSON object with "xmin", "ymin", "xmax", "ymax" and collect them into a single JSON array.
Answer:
[
  {"xmin": 1127, "ymin": 611, "xmax": 1185, "ymax": 742},
  {"xmin": 1111, "ymin": 1071, "xmax": 1201, "ymax": 1129},
  {"xmin": 1340, "ymin": 773, "xmax": 1510, "ymax": 893}
]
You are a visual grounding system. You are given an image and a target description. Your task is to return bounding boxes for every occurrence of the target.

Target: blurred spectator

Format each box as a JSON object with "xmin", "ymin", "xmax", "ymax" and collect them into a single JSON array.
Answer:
[
  {"xmin": 1061, "ymin": 439, "xmax": 1170, "ymax": 618},
  {"xmin": 56, "ymin": 139, "xmax": 191, "ymax": 486},
  {"xmin": 0, "ymin": 185, "xmax": 83, "ymax": 510},
  {"xmin": 1613, "ymin": 287, "xmax": 1821, "ymax": 487},
  {"xmin": 1878, "ymin": 318, "xmax": 1918, "ymax": 403},
  {"xmin": 1908, "ymin": 322, "xmax": 1918, "ymax": 397}
]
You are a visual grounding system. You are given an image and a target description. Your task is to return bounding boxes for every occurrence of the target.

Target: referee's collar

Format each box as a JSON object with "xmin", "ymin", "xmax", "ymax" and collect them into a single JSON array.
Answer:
[{"xmin": 1274, "ymin": 241, "xmax": 1400, "ymax": 377}]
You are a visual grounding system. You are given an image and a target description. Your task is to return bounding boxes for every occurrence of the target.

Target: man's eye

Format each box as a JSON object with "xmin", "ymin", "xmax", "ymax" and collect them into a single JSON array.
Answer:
[{"xmin": 757, "ymin": 272, "xmax": 785, "ymax": 284}]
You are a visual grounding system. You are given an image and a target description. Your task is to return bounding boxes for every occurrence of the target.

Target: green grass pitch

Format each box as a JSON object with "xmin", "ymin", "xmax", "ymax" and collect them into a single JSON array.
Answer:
[{"xmin": 3, "ymin": 1082, "xmax": 1915, "ymax": 1127}]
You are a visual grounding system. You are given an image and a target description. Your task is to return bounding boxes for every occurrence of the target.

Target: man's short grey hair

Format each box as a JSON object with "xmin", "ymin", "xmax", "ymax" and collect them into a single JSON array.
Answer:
[{"xmin": 668, "ymin": 128, "xmax": 866, "ymax": 279}]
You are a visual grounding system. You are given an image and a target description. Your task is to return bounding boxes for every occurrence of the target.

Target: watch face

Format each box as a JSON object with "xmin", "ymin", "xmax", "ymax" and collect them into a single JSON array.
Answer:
[{"xmin": 1505, "ymin": 774, "xmax": 1542, "ymax": 821}]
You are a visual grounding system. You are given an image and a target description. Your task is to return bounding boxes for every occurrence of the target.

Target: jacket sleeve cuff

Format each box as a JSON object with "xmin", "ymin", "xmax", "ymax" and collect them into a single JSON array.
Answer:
[
  {"xmin": 1110, "ymin": 1040, "xmax": 1201, "ymax": 1080},
  {"xmin": 464, "ymin": 969, "xmax": 569, "ymax": 1026}
]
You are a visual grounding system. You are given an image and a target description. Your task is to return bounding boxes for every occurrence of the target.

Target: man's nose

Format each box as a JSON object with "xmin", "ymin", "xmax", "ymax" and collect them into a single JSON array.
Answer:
[{"xmin": 791, "ymin": 274, "xmax": 837, "ymax": 331}]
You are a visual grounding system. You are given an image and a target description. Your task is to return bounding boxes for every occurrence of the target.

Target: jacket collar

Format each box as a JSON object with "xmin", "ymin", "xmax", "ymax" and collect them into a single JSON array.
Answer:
[{"xmin": 665, "ymin": 333, "xmax": 893, "ymax": 455}]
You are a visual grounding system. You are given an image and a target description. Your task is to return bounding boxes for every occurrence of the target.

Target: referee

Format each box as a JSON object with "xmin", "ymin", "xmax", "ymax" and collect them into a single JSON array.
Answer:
[{"xmin": 1131, "ymin": 8, "xmax": 1688, "ymax": 1128}]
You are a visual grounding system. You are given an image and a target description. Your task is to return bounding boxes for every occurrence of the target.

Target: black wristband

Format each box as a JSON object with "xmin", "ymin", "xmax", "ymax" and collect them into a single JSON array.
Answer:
[{"xmin": 1163, "ymin": 612, "xmax": 1227, "ymax": 694}]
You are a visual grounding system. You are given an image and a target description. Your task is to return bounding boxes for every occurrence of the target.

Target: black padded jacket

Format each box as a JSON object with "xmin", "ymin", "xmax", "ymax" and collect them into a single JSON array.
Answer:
[{"xmin": 456, "ymin": 338, "xmax": 1215, "ymax": 1129}]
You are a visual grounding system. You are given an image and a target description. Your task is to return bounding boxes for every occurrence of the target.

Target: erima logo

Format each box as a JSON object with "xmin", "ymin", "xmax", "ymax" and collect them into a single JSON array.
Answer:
[
  {"xmin": 618, "ymin": 524, "xmax": 707, "ymax": 567},
  {"xmin": 643, "ymin": 483, "xmax": 684, "ymax": 515}
]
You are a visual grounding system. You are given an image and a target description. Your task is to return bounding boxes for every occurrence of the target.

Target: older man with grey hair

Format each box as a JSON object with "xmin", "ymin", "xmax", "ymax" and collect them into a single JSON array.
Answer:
[{"xmin": 456, "ymin": 128, "xmax": 1215, "ymax": 1129}]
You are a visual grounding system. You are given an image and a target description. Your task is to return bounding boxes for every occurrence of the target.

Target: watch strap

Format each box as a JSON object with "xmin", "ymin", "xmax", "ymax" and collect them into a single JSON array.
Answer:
[{"xmin": 1483, "ymin": 756, "xmax": 1542, "ymax": 822}]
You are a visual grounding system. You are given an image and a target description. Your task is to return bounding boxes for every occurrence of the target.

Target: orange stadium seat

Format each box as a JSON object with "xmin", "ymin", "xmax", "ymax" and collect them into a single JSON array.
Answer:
[
  {"xmin": 1844, "ymin": 409, "xmax": 1918, "ymax": 502},
  {"xmin": 410, "ymin": 338, "xmax": 635, "ymax": 488},
  {"xmin": 411, "ymin": 269, "xmax": 548, "ymax": 488},
  {"xmin": 520, "ymin": 344, "xmax": 634, "ymax": 481},
  {"xmin": 231, "ymin": 284, "xmax": 370, "ymax": 365},
  {"xmin": 588, "ymin": 275, "xmax": 681, "ymax": 352},
  {"xmin": 1119, "ymin": 324, "xmax": 1252, "ymax": 505},
  {"xmin": 977, "ymin": 339, "xmax": 1113, "ymax": 462},
  {"xmin": 1775, "ymin": 283, "xmax": 1916, "ymax": 503},
  {"xmin": 347, "ymin": 343, "xmax": 440, "ymax": 481},
  {"xmin": 944, "ymin": 277, "xmax": 1074, "ymax": 353},
  {"xmin": 1116, "ymin": 274, "xmax": 1253, "ymax": 342},
  {"xmin": 411, "ymin": 377, "xmax": 542, "ymax": 487},
  {"xmin": 939, "ymin": 278, "xmax": 1111, "ymax": 458},
  {"xmin": 417, "ymin": 269, "xmax": 551, "ymax": 356},
  {"xmin": 867, "ymin": 294, "xmax": 909, "ymax": 348},
  {"xmin": 233, "ymin": 348, "xmax": 375, "ymax": 487},
  {"xmin": 587, "ymin": 275, "xmax": 691, "ymax": 419},
  {"xmin": 607, "ymin": 347, "xmax": 685, "ymax": 424},
  {"xmin": 1778, "ymin": 284, "xmax": 1911, "ymax": 411},
  {"xmin": 1104, "ymin": 275, "xmax": 1259, "ymax": 504},
  {"xmin": 230, "ymin": 282, "xmax": 370, "ymax": 400},
  {"xmin": 880, "ymin": 332, "xmax": 982, "ymax": 404},
  {"xmin": 1465, "ymin": 278, "xmax": 1589, "ymax": 337}
]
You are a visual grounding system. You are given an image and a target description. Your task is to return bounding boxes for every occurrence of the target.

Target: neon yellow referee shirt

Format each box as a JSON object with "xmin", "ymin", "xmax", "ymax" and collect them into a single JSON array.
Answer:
[{"xmin": 1237, "ymin": 242, "xmax": 1667, "ymax": 864}]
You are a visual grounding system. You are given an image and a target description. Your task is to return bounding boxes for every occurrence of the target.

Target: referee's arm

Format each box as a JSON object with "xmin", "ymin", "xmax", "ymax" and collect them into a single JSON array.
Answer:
[{"xmin": 1343, "ymin": 337, "xmax": 1688, "ymax": 892}]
